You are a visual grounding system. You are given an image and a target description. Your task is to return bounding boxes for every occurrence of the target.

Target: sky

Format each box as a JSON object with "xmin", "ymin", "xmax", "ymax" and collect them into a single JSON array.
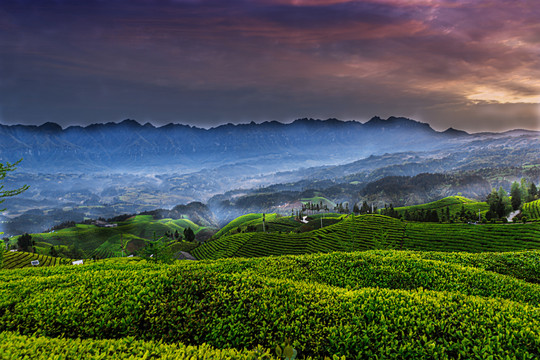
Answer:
[{"xmin": 0, "ymin": 0, "xmax": 539, "ymax": 132}]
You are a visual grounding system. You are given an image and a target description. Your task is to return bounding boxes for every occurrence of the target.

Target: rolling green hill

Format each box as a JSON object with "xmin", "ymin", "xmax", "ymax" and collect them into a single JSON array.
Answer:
[
  {"xmin": 212, "ymin": 212, "xmax": 343, "ymax": 239},
  {"xmin": 301, "ymin": 195, "xmax": 336, "ymax": 209},
  {"xmin": 2, "ymin": 250, "xmax": 540, "ymax": 358},
  {"xmin": 393, "ymin": 195, "xmax": 489, "ymax": 219},
  {"xmin": 193, "ymin": 214, "xmax": 540, "ymax": 260},
  {"xmin": 9, "ymin": 215, "xmax": 215, "ymax": 259}
]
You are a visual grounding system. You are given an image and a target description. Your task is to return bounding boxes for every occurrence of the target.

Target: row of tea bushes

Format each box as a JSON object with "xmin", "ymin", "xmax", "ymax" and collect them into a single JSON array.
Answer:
[
  {"xmin": 191, "ymin": 250, "xmax": 540, "ymax": 307},
  {"xmin": 523, "ymin": 199, "xmax": 540, "ymax": 220},
  {"xmin": 0, "ymin": 331, "xmax": 278, "ymax": 360},
  {"xmin": 1, "ymin": 251, "xmax": 71, "ymax": 269},
  {"xmin": 2, "ymin": 258, "xmax": 540, "ymax": 358},
  {"xmin": 194, "ymin": 215, "xmax": 540, "ymax": 260}
]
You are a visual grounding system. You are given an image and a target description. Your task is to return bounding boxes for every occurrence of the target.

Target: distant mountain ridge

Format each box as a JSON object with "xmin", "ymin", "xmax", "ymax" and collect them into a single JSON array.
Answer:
[{"xmin": 0, "ymin": 116, "xmax": 476, "ymax": 173}]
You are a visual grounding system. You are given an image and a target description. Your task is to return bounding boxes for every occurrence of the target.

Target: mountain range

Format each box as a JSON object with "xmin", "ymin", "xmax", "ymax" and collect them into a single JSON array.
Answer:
[
  {"xmin": 0, "ymin": 116, "xmax": 538, "ymax": 235},
  {"xmin": 0, "ymin": 116, "xmax": 477, "ymax": 173}
]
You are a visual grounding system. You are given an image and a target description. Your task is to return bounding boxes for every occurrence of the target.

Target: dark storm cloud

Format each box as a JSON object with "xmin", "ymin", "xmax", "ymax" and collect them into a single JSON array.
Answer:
[{"xmin": 0, "ymin": 0, "xmax": 538, "ymax": 131}]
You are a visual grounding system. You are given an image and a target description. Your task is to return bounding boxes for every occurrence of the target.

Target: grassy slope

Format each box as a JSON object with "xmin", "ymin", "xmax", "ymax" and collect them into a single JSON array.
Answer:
[
  {"xmin": 212, "ymin": 213, "xmax": 343, "ymax": 239},
  {"xmin": 301, "ymin": 195, "xmax": 336, "ymax": 208},
  {"xmin": 11, "ymin": 215, "xmax": 213, "ymax": 259},
  {"xmin": 193, "ymin": 214, "xmax": 540, "ymax": 260},
  {"xmin": 2, "ymin": 250, "xmax": 540, "ymax": 358},
  {"xmin": 393, "ymin": 195, "xmax": 490, "ymax": 217}
]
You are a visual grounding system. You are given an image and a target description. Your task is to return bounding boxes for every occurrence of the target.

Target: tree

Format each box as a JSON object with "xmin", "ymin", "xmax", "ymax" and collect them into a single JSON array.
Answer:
[
  {"xmin": 17, "ymin": 233, "xmax": 33, "ymax": 252},
  {"xmin": 141, "ymin": 237, "xmax": 174, "ymax": 264},
  {"xmin": 528, "ymin": 182, "xmax": 538, "ymax": 202},
  {"xmin": 360, "ymin": 201, "xmax": 370, "ymax": 214},
  {"xmin": 486, "ymin": 188, "xmax": 509, "ymax": 219},
  {"xmin": 510, "ymin": 181, "xmax": 522, "ymax": 210},
  {"xmin": 49, "ymin": 246, "xmax": 58, "ymax": 257},
  {"xmin": 498, "ymin": 186, "xmax": 512, "ymax": 216},
  {"xmin": 520, "ymin": 178, "xmax": 529, "ymax": 203},
  {"xmin": 184, "ymin": 227, "xmax": 195, "ymax": 242}
]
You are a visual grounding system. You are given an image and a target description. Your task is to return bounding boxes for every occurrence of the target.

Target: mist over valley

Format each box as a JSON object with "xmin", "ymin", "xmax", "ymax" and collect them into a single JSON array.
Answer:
[{"xmin": 1, "ymin": 116, "xmax": 538, "ymax": 236}]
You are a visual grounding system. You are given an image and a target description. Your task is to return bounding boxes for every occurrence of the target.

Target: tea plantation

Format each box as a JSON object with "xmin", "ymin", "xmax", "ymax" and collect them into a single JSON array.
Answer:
[
  {"xmin": 8, "ymin": 214, "xmax": 214, "ymax": 259},
  {"xmin": 193, "ymin": 214, "xmax": 540, "ymax": 260},
  {"xmin": 393, "ymin": 196, "xmax": 489, "ymax": 218},
  {"xmin": 2, "ymin": 250, "xmax": 540, "ymax": 359},
  {"xmin": 523, "ymin": 199, "xmax": 540, "ymax": 220},
  {"xmin": 1, "ymin": 251, "xmax": 71, "ymax": 269}
]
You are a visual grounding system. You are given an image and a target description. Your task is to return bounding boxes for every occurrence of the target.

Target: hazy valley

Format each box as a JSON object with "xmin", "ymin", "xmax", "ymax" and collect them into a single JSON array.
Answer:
[{"xmin": 1, "ymin": 117, "xmax": 538, "ymax": 236}]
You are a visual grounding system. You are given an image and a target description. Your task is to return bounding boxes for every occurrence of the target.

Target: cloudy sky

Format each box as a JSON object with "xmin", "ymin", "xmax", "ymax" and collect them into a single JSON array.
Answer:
[{"xmin": 0, "ymin": 0, "xmax": 539, "ymax": 132}]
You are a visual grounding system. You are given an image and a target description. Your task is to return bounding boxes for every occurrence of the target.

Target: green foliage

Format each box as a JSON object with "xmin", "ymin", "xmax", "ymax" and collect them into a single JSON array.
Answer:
[
  {"xmin": 184, "ymin": 227, "xmax": 195, "ymax": 242},
  {"xmin": 276, "ymin": 339, "xmax": 297, "ymax": 360},
  {"xmin": 486, "ymin": 188, "xmax": 507, "ymax": 219},
  {"xmin": 17, "ymin": 233, "xmax": 33, "ymax": 252},
  {"xmin": 141, "ymin": 238, "xmax": 175, "ymax": 264},
  {"xmin": 213, "ymin": 213, "xmax": 263, "ymax": 238},
  {"xmin": 3, "ymin": 250, "xmax": 540, "ymax": 358},
  {"xmin": 1, "ymin": 251, "xmax": 72, "ymax": 269},
  {"xmin": 511, "ymin": 181, "xmax": 522, "ymax": 210},
  {"xmin": 301, "ymin": 196, "xmax": 335, "ymax": 209},
  {"xmin": 529, "ymin": 182, "xmax": 538, "ymax": 202},
  {"xmin": 0, "ymin": 159, "xmax": 29, "ymax": 213},
  {"xmin": 0, "ymin": 331, "xmax": 277, "ymax": 359},
  {"xmin": 522, "ymin": 199, "xmax": 540, "ymax": 220},
  {"xmin": 394, "ymin": 196, "xmax": 489, "ymax": 222},
  {"xmin": 12, "ymin": 215, "xmax": 215, "ymax": 260}
]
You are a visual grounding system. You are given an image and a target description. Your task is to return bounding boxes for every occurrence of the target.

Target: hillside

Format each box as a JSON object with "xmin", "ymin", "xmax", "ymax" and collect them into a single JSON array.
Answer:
[
  {"xmin": 9, "ymin": 214, "xmax": 214, "ymax": 259},
  {"xmin": 1, "ymin": 251, "xmax": 72, "ymax": 269},
  {"xmin": 522, "ymin": 199, "xmax": 540, "ymax": 220},
  {"xmin": 393, "ymin": 196, "xmax": 490, "ymax": 220},
  {"xmin": 193, "ymin": 214, "xmax": 540, "ymax": 260},
  {"xmin": 2, "ymin": 250, "xmax": 540, "ymax": 358},
  {"xmin": 211, "ymin": 212, "xmax": 343, "ymax": 239}
]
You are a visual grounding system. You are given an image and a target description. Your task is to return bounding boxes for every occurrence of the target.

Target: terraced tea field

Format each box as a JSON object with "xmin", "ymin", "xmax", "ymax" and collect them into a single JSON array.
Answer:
[
  {"xmin": 523, "ymin": 199, "xmax": 540, "ymax": 220},
  {"xmin": 1, "ymin": 251, "xmax": 71, "ymax": 269},
  {"xmin": 193, "ymin": 214, "xmax": 540, "ymax": 260},
  {"xmin": 211, "ymin": 212, "xmax": 343, "ymax": 239},
  {"xmin": 9, "ymin": 215, "xmax": 215, "ymax": 259}
]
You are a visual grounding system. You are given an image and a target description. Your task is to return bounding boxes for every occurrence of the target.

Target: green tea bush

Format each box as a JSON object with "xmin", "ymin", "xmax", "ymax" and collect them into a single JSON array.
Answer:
[
  {"xmin": 2, "ymin": 259, "xmax": 540, "ymax": 359},
  {"xmin": 0, "ymin": 331, "xmax": 277, "ymax": 359}
]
